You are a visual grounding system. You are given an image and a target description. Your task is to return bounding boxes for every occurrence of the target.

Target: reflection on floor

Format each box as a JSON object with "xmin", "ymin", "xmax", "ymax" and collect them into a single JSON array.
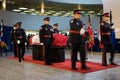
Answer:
[{"xmin": 0, "ymin": 49, "xmax": 120, "ymax": 80}]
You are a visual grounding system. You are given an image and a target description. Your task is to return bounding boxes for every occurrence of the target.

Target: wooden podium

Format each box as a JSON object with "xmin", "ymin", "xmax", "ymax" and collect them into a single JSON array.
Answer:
[
  {"xmin": 51, "ymin": 46, "xmax": 65, "ymax": 62},
  {"xmin": 32, "ymin": 43, "xmax": 44, "ymax": 60},
  {"xmin": 32, "ymin": 43, "xmax": 65, "ymax": 62}
]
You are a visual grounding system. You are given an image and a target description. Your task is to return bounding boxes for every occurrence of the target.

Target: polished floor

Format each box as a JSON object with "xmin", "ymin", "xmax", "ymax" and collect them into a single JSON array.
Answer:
[{"xmin": 0, "ymin": 49, "xmax": 120, "ymax": 80}]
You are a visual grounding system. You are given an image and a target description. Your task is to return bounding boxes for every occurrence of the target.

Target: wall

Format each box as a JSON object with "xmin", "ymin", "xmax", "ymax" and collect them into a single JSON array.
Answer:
[
  {"xmin": 103, "ymin": 0, "xmax": 120, "ymax": 38},
  {"xmin": 0, "ymin": 10, "xmax": 100, "ymax": 31}
]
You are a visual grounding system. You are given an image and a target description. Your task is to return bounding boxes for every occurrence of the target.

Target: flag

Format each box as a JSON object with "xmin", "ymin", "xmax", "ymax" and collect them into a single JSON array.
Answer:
[
  {"xmin": 98, "ymin": 28, "xmax": 104, "ymax": 48},
  {"xmin": 99, "ymin": 15, "xmax": 104, "ymax": 49},
  {"xmin": 88, "ymin": 15, "xmax": 94, "ymax": 48},
  {"xmin": 0, "ymin": 19, "xmax": 3, "ymax": 39}
]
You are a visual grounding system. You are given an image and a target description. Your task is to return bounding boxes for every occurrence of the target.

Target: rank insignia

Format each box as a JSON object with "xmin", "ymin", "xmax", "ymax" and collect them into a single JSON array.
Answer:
[{"xmin": 70, "ymin": 20, "xmax": 74, "ymax": 23}]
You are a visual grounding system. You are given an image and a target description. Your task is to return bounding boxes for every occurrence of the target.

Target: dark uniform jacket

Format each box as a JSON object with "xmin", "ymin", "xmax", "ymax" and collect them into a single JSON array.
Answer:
[
  {"xmin": 39, "ymin": 24, "xmax": 53, "ymax": 44},
  {"xmin": 100, "ymin": 21, "xmax": 113, "ymax": 42},
  {"xmin": 69, "ymin": 19, "xmax": 85, "ymax": 44},
  {"xmin": 10, "ymin": 30, "xmax": 17, "ymax": 44},
  {"xmin": 53, "ymin": 29, "xmax": 59, "ymax": 33},
  {"xmin": 15, "ymin": 28, "xmax": 26, "ymax": 45}
]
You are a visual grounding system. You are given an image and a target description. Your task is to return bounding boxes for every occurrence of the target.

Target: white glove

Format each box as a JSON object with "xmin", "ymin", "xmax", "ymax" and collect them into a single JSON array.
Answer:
[
  {"xmin": 40, "ymin": 43, "xmax": 44, "ymax": 45},
  {"xmin": 11, "ymin": 42, "xmax": 13, "ymax": 44},
  {"xmin": 111, "ymin": 25, "xmax": 115, "ymax": 29},
  {"xmin": 25, "ymin": 42, "xmax": 27, "ymax": 45},
  {"xmin": 80, "ymin": 28, "xmax": 85, "ymax": 35},
  {"xmin": 17, "ymin": 40, "xmax": 20, "ymax": 44}
]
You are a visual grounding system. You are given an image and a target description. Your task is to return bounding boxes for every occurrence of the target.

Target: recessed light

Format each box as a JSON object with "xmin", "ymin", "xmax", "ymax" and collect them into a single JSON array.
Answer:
[
  {"xmin": 29, "ymin": 9, "xmax": 35, "ymax": 11},
  {"xmin": 55, "ymin": 12, "xmax": 61, "ymax": 15},
  {"xmin": 12, "ymin": 9, "xmax": 21, "ymax": 12},
  {"xmin": 20, "ymin": 12, "xmax": 26, "ymax": 14},
  {"xmin": 19, "ymin": 7, "xmax": 28, "ymax": 10},
  {"xmin": 24, "ymin": 10, "xmax": 29, "ymax": 12},
  {"xmin": 31, "ymin": 13, "xmax": 37, "ymax": 15},
  {"xmin": 89, "ymin": 11, "xmax": 94, "ymax": 13}
]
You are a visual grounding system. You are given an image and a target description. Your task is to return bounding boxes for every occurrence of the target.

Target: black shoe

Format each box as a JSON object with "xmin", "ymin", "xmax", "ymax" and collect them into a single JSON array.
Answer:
[
  {"xmin": 110, "ymin": 62, "xmax": 117, "ymax": 65},
  {"xmin": 22, "ymin": 57, "xmax": 25, "ymax": 60},
  {"xmin": 45, "ymin": 63, "xmax": 53, "ymax": 65},
  {"xmin": 14, "ymin": 55, "xmax": 18, "ymax": 57},
  {"xmin": 81, "ymin": 66, "xmax": 90, "ymax": 70},
  {"xmin": 19, "ymin": 60, "xmax": 21, "ymax": 62},
  {"xmin": 72, "ymin": 67, "xmax": 77, "ymax": 70},
  {"xmin": 102, "ymin": 64, "xmax": 108, "ymax": 66}
]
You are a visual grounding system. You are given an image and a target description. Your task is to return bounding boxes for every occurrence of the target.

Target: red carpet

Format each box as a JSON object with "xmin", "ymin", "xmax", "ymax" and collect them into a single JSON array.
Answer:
[{"xmin": 8, "ymin": 55, "xmax": 119, "ymax": 74}]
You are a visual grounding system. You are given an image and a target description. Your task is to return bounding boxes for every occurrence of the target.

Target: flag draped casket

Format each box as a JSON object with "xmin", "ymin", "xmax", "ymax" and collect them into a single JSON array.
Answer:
[
  {"xmin": 31, "ymin": 34, "xmax": 67, "ymax": 62},
  {"xmin": 30, "ymin": 34, "xmax": 68, "ymax": 47},
  {"xmin": 52, "ymin": 34, "xmax": 68, "ymax": 47}
]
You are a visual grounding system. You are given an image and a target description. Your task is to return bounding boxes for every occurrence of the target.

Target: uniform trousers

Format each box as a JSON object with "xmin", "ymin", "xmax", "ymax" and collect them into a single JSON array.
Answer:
[
  {"xmin": 71, "ymin": 43, "xmax": 86, "ymax": 69},
  {"xmin": 102, "ymin": 36, "xmax": 115, "ymax": 64},
  {"xmin": 44, "ymin": 43, "xmax": 52, "ymax": 64},
  {"xmin": 13, "ymin": 42, "xmax": 18, "ymax": 57},
  {"xmin": 17, "ymin": 44, "xmax": 25, "ymax": 62}
]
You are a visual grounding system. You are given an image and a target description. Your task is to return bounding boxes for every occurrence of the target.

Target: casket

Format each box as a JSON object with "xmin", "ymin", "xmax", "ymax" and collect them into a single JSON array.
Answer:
[
  {"xmin": 52, "ymin": 34, "xmax": 68, "ymax": 47},
  {"xmin": 29, "ymin": 35, "xmax": 40, "ymax": 46},
  {"xmin": 32, "ymin": 35, "xmax": 40, "ymax": 44}
]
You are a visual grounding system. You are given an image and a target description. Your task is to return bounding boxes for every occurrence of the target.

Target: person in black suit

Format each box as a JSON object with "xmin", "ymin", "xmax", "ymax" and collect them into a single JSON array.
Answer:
[
  {"xmin": 10, "ymin": 24, "xmax": 18, "ymax": 57},
  {"xmin": 15, "ymin": 22, "xmax": 26, "ymax": 62},
  {"xmin": 69, "ymin": 10, "xmax": 90, "ymax": 70},
  {"xmin": 53, "ymin": 23, "xmax": 59, "ymax": 34},
  {"xmin": 100, "ymin": 13, "xmax": 117, "ymax": 66},
  {"xmin": 39, "ymin": 17, "xmax": 53, "ymax": 65}
]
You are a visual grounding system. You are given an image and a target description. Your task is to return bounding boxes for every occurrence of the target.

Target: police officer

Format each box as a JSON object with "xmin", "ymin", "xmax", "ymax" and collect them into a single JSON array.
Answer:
[
  {"xmin": 10, "ymin": 24, "xmax": 18, "ymax": 57},
  {"xmin": 53, "ymin": 23, "xmax": 59, "ymax": 33},
  {"xmin": 39, "ymin": 17, "xmax": 53, "ymax": 65},
  {"xmin": 15, "ymin": 22, "xmax": 26, "ymax": 62},
  {"xmin": 100, "ymin": 13, "xmax": 117, "ymax": 66},
  {"xmin": 69, "ymin": 10, "xmax": 90, "ymax": 70}
]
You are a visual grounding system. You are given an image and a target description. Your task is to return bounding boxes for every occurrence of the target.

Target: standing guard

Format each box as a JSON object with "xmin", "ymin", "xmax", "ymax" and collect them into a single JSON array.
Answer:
[
  {"xmin": 100, "ymin": 13, "xmax": 117, "ymax": 66},
  {"xmin": 39, "ymin": 17, "xmax": 53, "ymax": 65},
  {"xmin": 69, "ymin": 10, "xmax": 90, "ymax": 70}
]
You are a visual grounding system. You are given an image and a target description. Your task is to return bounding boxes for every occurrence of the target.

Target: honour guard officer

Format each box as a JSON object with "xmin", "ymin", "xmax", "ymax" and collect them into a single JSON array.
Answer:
[
  {"xmin": 15, "ymin": 22, "xmax": 26, "ymax": 62},
  {"xmin": 53, "ymin": 23, "xmax": 59, "ymax": 33},
  {"xmin": 100, "ymin": 13, "xmax": 117, "ymax": 66},
  {"xmin": 39, "ymin": 17, "xmax": 53, "ymax": 65},
  {"xmin": 10, "ymin": 24, "xmax": 18, "ymax": 57},
  {"xmin": 69, "ymin": 10, "xmax": 90, "ymax": 70}
]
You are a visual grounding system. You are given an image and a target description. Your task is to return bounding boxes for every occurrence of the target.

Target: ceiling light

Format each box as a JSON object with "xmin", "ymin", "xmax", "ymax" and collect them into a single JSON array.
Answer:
[
  {"xmin": 41, "ymin": 8, "xmax": 44, "ymax": 14},
  {"xmin": 23, "ymin": 10, "xmax": 29, "ymax": 12},
  {"xmin": 29, "ymin": 9, "xmax": 35, "ymax": 11},
  {"xmin": 48, "ymin": 10, "xmax": 55, "ymax": 13},
  {"xmin": 63, "ymin": 13, "xmax": 71, "ymax": 16},
  {"xmin": 43, "ymin": 14, "xmax": 47, "ymax": 16},
  {"xmin": 12, "ymin": 9, "xmax": 21, "ymax": 12},
  {"xmin": 31, "ymin": 13, "xmax": 37, "ymax": 15},
  {"xmin": 52, "ymin": 14, "xmax": 58, "ymax": 16},
  {"xmin": 59, "ymin": 11, "xmax": 66, "ymax": 13},
  {"xmin": 20, "ymin": 12, "xmax": 26, "ymax": 14},
  {"xmin": 55, "ymin": 12, "xmax": 61, "ymax": 15},
  {"xmin": 35, "ymin": 11, "xmax": 39, "ymax": 14},
  {"xmin": 19, "ymin": 7, "xmax": 28, "ymax": 10},
  {"xmin": 45, "ymin": 12, "xmax": 52, "ymax": 14},
  {"xmin": 65, "ymin": 12, "xmax": 72, "ymax": 15},
  {"xmin": 89, "ymin": 11, "xmax": 94, "ymax": 13},
  {"xmin": 97, "ymin": 13, "xmax": 101, "ymax": 16},
  {"xmin": 80, "ymin": 11, "xmax": 85, "ymax": 13}
]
